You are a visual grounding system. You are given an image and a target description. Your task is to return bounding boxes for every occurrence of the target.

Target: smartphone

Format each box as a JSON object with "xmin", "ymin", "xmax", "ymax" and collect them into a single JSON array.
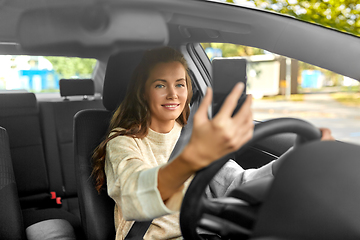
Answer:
[{"xmin": 212, "ymin": 57, "xmax": 247, "ymax": 117}]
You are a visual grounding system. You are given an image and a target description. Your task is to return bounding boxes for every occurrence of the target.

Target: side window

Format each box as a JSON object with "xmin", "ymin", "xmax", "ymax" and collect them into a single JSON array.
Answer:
[
  {"xmin": 0, "ymin": 55, "xmax": 97, "ymax": 93},
  {"xmin": 201, "ymin": 43, "xmax": 360, "ymax": 145}
]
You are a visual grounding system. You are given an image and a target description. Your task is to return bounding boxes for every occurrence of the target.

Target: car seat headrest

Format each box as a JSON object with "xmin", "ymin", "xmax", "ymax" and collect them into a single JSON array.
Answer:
[
  {"xmin": 0, "ymin": 92, "xmax": 37, "ymax": 117},
  {"xmin": 59, "ymin": 79, "xmax": 95, "ymax": 100},
  {"xmin": 103, "ymin": 50, "xmax": 145, "ymax": 112}
]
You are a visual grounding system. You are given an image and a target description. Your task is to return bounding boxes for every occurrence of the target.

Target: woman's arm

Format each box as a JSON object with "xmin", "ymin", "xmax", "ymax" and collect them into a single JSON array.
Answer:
[
  {"xmin": 158, "ymin": 82, "xmax": 336, "ymax": 202},
  {"xmin": 158, "ymin": 82, "xmax": 254, "ymax": 201},
  {"xmin": 271, "ymin": 127, "xmax": 335, "ymax": 175}
]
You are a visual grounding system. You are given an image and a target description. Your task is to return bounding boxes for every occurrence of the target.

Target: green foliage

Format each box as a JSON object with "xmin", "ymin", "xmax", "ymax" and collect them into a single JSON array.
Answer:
[
  {"xmin": 44, "ymin": 56, "xmax": 97, "ymax": 79},
  {"xmin": 231, "ymin": 0, "xmax": 360, "ymax": 36},
  {"xmin": 216, "ymin": 0, "xmax": 359, "ymax": 88},
  {"xmin": 201, "ymin": 43, "xmax": 264, "ymax": 57}
]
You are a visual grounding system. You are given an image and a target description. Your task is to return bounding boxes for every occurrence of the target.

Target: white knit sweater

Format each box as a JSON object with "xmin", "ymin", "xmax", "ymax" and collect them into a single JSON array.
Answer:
[{"xmin": 105, "ymin": 122, "xmax": 273, "ymax": 240}]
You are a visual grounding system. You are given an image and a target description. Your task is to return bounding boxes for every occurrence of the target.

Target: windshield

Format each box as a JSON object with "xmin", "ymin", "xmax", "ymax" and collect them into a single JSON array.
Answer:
[
  {"xmin": 202, "ymin": 43, "xmax": 360, "ymax": 145},
  {"xmin": 209, "ymin": 0, "xmax": 360, "ymax": 37}
]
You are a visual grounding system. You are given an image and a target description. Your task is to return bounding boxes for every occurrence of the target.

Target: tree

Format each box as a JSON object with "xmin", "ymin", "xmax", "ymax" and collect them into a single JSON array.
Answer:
[
  {"xmin": 219, "ymin": 0, "xmax": 359, "ymax": 90},
  {"xmin": 201, "ymin": 43, "xmax": 264, "ymax": 57},
  {"xmin": 44, "ymin": 57, "xmax": 96, "ymax": 79},
  {"xmin": 234, "ymin": 0, "xmax": 360, "ymax": 36}
]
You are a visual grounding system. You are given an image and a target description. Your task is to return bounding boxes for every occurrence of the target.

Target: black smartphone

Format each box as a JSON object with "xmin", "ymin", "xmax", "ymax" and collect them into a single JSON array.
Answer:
[{"xmin": 212, "ymin": 58, "xmax": 247, "ymax": 117}]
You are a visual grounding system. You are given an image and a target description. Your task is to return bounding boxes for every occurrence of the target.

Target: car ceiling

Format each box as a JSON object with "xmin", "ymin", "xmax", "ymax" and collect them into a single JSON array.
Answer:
[{"xmin": 0, "ymin": 0, "xmax": 359, "ymax": 81}]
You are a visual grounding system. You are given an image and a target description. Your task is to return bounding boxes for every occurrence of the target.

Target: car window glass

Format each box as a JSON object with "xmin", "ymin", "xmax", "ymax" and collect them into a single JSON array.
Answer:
[
  {"xmin": 202, "ymin": 43, "xmax": 360, "ymax": 145},
  {"xmin": 0, "ymin": 55, "xmax": 97, "ymax": 93},
  {"xmin": 208, "ymin": 0, "xmax": 360, "ymax": 37}
]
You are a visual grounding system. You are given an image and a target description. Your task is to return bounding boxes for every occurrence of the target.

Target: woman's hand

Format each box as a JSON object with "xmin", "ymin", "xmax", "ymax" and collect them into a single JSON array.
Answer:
[
  {"xmin": 319, "ymin": 128, "xmax": 335, "ymax": 141},
  {"xmin": 183, "ymin": 82, "xmax": 254, "ymax": 171},
  {"xmin": 272, "ymin": 127, "xmax": 335, "ymax": 175},
  {"xmin": 158, "ymin": 82, "xmax": 253, "ymax": 202}
]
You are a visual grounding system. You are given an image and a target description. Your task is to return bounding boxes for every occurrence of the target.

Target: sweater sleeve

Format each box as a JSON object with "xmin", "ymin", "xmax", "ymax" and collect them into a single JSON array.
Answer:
[
  {"xmin": 105, "ymin": 136, "xmax": 175, "ymax": 221},
  {"xmin": 209, "ymin": 160, "xmax": 274, "ymax": 198}
]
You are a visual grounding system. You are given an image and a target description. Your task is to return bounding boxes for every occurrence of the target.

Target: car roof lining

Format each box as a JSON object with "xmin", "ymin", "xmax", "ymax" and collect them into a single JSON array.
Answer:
[{"xmin": 17, "ymin": 5, "xmax": 169, "ymax": 60}]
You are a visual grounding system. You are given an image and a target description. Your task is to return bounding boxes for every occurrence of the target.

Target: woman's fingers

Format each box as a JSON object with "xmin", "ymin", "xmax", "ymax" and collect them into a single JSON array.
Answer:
[
  {"xmin": 214, "ymin": 82, "xmax": 245, "ymax": 119},
  {"xmin": 225, "ymin": 120, "xmax": 253, "ymax": 151},
  {"xmin": 210, "ymin": 83, "xmax": 253, "ymax": 151},
  {"xmin": 320, "ymin": 128, "xmax": 335, "ymax": 141},
  {"xmin": 189, "ymin": 83, "xmax": 254, "ymax": 167}
]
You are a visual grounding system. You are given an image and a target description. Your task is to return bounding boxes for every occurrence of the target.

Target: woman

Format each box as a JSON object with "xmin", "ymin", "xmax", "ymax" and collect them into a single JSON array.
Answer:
[{"xmin": 92, "ymin": 47, "xmax": 334, "ymax": 240}]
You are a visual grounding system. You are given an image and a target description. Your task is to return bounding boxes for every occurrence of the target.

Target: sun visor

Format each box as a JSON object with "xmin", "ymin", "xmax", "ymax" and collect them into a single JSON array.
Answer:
[{"xmin": 17, "ymin": 6, "xmax": 169, "ymax": 53}]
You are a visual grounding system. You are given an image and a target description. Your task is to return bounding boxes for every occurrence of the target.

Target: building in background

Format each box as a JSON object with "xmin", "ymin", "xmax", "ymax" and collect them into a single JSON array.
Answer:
[{"xmin": 0, "ymin": 55, "xmax": 59, "ymax": 92}]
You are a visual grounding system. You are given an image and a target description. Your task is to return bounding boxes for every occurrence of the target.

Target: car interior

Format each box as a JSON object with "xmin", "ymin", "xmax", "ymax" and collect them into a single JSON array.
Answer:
[
  {"xmin": 1, "ymin": 0, "xmax": 360, "ymax": 239},
  {"xmin": 0, "ymin": 126, "xmax": 25, "ymax": 240}
]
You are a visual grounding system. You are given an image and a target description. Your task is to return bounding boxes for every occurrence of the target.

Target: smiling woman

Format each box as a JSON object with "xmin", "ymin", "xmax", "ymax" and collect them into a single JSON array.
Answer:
[
  {"xmin": 146, "ymin": 61, "xmax": 189, "ymax": 133},
  {"xmin": 90, "ymin": 46, "xmax": 277, "ymax": 239},
  {"xmin": 91, "ymin": 47, "xmax": 194, "ymax": 239},
  {"xmin": 1, "ymin": 0, "xmax": 360, "ymax": 239}
]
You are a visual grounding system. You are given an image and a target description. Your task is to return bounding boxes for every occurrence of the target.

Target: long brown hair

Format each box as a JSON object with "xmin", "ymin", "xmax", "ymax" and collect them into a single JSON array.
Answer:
[{"xmin": 92, "ymin": 47, "xmax": 193, "ymax": 193}]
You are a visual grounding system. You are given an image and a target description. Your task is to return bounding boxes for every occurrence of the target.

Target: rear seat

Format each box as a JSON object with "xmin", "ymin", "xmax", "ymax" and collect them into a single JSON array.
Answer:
[
  {"xmin": 0, "ymin": 126, "xmax": 26, "ymax": 239},
  {"xmin": 0, "ymin": 79, "xmax": 104, "ymax": 238},
  {"xmin": 0, "ymin": 92, "xmax": 52, "ymax": 208},
  {"xmin": 39, "ymin": 79, "xmax": 104, "ymax": 218},
  {"xmin": 0, "ymin": 92, "xmax": 85, "ymax": 237}
]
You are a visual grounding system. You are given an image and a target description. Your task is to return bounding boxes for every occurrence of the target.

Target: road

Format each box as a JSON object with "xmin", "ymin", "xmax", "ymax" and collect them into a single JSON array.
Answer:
[{"xmin": 252, "ymin": 93, "xmax": 360, "ymax": 145}]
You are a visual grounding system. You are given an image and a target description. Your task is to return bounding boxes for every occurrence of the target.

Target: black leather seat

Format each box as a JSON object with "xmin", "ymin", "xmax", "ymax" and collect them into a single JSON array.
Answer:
[
  {"xmin": 74, "ymin": 50, "xmax": 145, "ymax": 240},
  {"xmin": 0, "ymin": 127, "xmax": 25, "ymax": 240}
]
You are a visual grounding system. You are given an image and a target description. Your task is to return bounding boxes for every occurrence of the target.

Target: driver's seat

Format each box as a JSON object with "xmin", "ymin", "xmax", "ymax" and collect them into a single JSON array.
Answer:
[
  {"xmin": 74, "ymin": 48, "xmax": 200, "ymax": 240},
  {"xmin": 74, "ymin": 50, "xmax": 145, "ymax": 240}
]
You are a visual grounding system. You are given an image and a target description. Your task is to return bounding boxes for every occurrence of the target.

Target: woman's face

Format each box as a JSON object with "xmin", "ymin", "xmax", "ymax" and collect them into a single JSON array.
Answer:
[{"xmin": 146, "ymin": 61, "xmax": 188, "ymax": 130}]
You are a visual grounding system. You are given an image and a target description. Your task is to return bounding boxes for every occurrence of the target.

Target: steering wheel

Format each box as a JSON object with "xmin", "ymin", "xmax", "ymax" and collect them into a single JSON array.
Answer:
[{"xmin": 180, "ymin": 118, "xmax": 322, "ymax": 240}]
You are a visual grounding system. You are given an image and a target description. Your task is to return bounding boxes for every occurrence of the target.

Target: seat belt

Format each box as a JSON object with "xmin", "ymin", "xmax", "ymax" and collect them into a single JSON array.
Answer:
[
  {"xmin": 124, "ymin": 92, "xmax": 201, "ymax": 239},
  {"xmin": 125, "ymin": 221, "xmax": 152, "ymax": 240}
]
